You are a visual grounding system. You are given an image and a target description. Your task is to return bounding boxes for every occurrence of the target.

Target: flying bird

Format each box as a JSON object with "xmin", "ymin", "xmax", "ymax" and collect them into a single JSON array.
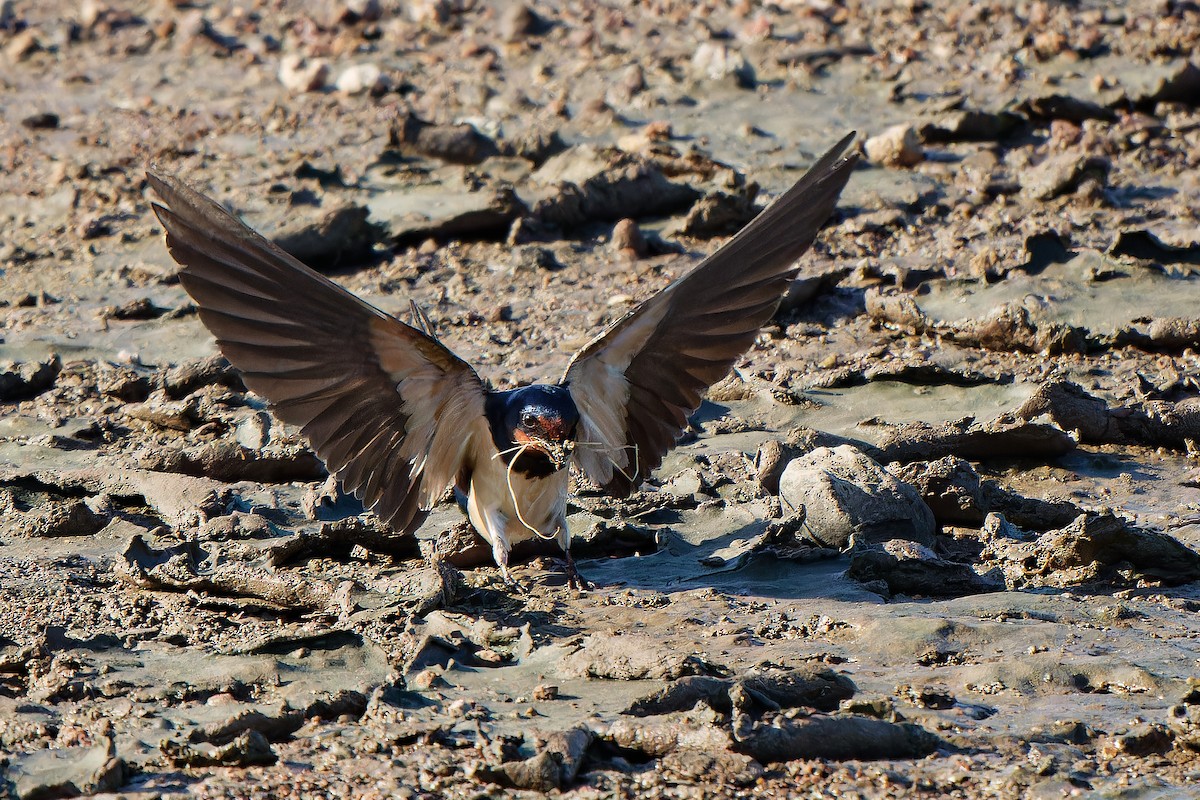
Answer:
[{"xmin": 148, "ymin": 133, "xmax": 858, "ymax": 590}]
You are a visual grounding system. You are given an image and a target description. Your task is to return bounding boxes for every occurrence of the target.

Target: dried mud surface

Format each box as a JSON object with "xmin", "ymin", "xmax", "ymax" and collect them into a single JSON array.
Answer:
[{"xmin": 2, "ymin": 1, "xmax": 1200, "ymax": 798}]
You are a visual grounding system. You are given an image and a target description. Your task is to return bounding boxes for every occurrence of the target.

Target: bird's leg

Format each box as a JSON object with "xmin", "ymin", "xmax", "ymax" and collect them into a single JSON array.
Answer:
[
  {"xmin": 491, "ymin": 531, "xmax": 526, "ymax": 594},
  {"xmin": 557, "ymin": 521, "xmax": 591, "ymax": 591},
  {"xmin": 472, "ymin": 495, "xmax": 526, "ymax": 595},
  {"xmin": 563, "ymin": 548, "xmax": 592, "ymax": 591}
]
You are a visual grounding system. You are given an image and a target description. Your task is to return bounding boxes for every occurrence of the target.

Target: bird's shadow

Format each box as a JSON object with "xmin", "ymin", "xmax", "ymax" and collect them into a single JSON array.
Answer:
[{"xmin": 577, "ymin": 518, "xmax": 866, "ymax": 602}]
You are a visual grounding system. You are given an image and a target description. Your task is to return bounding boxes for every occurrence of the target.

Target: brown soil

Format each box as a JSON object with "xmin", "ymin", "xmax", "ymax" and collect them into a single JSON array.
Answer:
[{"xmin": 3, "ymin": 1, "xmax": 1200, "ymax": 798}]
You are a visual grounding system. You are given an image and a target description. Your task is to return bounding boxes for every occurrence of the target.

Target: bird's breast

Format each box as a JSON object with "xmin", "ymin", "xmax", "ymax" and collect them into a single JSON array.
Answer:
[{"xmin": 469, "ymin": 446, "xmax": 569, "ymax": 540}]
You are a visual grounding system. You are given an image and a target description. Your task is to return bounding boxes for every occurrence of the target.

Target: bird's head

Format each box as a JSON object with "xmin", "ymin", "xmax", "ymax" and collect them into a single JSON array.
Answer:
[{"xmin": 487, "ymin": 384, "xmax": 580, "ymax": 478}]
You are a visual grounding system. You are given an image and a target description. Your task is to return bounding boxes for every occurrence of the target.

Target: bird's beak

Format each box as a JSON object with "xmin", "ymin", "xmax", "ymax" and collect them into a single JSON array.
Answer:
[
  {"xmin": 513, "ymin": 430, "xmax": 573, "ymax": 469},
  {"xmin": 534, "ymin": 439, "xmax": 572, "ymax": 469},
  {"xmin": 548, "ymin": 440, "xmax": 572, "ymax": 468}
]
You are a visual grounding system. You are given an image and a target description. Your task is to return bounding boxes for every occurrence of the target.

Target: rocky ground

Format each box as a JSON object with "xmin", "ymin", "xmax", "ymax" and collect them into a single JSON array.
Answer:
[{"xmin": 2, "ymin": 0, "xmax": 1200, "ymax": 797}]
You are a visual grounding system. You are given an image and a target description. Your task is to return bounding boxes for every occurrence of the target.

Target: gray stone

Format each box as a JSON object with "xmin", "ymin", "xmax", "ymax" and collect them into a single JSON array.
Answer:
[
  {"xmin": 271, "ymin": 204, "xmax": 382, "ymax": 270},
  {"xmin": 732, "ymin": 714, "xmax": 940, "ymax": 762},
  {"xmin": 664, "ymin": 467, "xmax": 706, "ymax": 498},
  {"xmin": 778, "ymin": 445, "xmax": 936, "ymax": 549},
  {"xmin": 475, "ymin": 725, "xmax": 593, "ymax": 791},
  {"xmin": 16, "ymin": 498, "xmax": 107, "ymax": 538},
  {"xmin": 919, "ymin": 109, "xmax": 1023, "ymax": 142}
]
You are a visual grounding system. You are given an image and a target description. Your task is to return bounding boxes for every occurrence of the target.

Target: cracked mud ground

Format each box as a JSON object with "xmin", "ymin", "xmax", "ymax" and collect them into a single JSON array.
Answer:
[{"xmin": 2, "ymin": 1, "xmax": 1200, "ymax": 797}]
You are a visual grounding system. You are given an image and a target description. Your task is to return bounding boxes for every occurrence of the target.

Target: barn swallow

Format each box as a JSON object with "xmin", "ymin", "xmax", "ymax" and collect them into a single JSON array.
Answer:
[{"xmin": 147, "ymin": 133, "xmax": 858, "ymax": 591}]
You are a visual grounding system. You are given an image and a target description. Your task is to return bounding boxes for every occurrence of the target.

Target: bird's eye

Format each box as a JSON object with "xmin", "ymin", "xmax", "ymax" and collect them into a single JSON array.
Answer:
[{"xmin": 520, "ymin": 412, "xmax": 536, "ymax": 428}]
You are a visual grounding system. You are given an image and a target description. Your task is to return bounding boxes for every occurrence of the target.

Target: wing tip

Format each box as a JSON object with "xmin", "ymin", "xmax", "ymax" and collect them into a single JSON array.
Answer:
[
  {"xmin": 821, "ymin": 131, "xmax": 861, "ymax": 177},
  {"xmin": 145, "ymin": 165, "xmax": 182, "ymax": 209},
  {"xmin": 150, "ymin": 199, "xmax": 173, "ymax": 231},
  {"xmin": 145, "ymin": 168, "xmax": 201, "ymax": 241},
  {"xmin": 831, "ymin": 130, "xmax": 858, "ymax": 159}
]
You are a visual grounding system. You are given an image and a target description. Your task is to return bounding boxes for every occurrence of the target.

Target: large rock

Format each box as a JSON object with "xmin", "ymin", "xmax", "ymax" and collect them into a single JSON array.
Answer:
[
  {"xmin": 558, "ymin": 634, "xmax": 715, "ymax": 680},
  {"xmin": 530, "ymin": 146, "xmax": 701, "ymax": 228},
  {"xmin": 733, "ymin": 715, "xmax": 941, "ymax": 762},
  {"xmin": 981, "ymin": 512, "xmax": 1200, "ymax": 589},
  {"xmin": 778, "ymin": 445, "xmax": 936, "ymax": 549}
]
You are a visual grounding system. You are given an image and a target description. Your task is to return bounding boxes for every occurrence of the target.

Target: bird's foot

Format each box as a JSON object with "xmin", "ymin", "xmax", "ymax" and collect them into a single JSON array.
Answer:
[
  {"xmin": 563, "ymin": 552, "xmax": 592, "ymax": 592},
  {"xmin": 499, "ymin": 566, "xmax": 529, "ymax": 595}
]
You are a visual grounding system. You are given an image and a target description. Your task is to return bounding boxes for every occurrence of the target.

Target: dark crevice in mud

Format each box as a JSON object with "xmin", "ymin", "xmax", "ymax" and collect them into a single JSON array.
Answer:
[
  {"xmin": 1, "ymin": 476, "xmax": 150, "ymax": 514},
  {"xmin": 1, "ymin": 476, "xmax": 98, "ymax": 506},
  {"xmin": 1110, "ymin": 230, "xmax": 1200, "ymax": 267}
]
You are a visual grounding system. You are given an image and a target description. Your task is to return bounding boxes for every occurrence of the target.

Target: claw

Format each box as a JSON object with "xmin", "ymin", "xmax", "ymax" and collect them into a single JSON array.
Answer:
[
  {"xmin": 500, "ymin": 565, "xmax": 529, "ymax": 595},
  {"xmin": 563, "ymin": 551, "xmax": 592, "ymax": 592}
]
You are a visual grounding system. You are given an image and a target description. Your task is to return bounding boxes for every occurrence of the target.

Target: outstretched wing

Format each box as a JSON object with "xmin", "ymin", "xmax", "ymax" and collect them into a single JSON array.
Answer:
[
  {"xmin": 561, "ymin": 134, "xmax": 859, "ymax": 496},
  {"xmin": 147, "ymin": 170, "xmax": 488, "ymax": 533}
]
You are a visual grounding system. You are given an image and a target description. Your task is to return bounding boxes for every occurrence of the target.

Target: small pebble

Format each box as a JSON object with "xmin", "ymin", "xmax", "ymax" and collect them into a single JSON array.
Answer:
[
  {"xmin": 336, "ymin": 63, "xmax": 387, "ymax": 95},
  {"xmin": 408, "ymin": 0, "xmax": 449, "ymax": 24},
  {"xmin": 475, "ymin": 648, "xmax": 504, "ymax": 664},
  {"xmin": 279, "ymin": 54, "xmax": 330, "ymax": 93},
  {"xmin": 610, "ymin": 219, "xmax": 647, "ymax": 259},
  {"xmin": 409, "ymin": 669, "xmax": 448, "ymax": 690},
  {"xmin": 5, "ymin": 28, "xmax": 39, "ymax": 62},
  {"xmin": 691, "ymin": 41, "xmax": 755, "ymax": 87},
  {"xmin": 864, "ymin": 124, "xmax": 924, "ymax": 168},
  {"xmin": 500, "ymin": 3, "xmax": 539, "ymax": 42}
]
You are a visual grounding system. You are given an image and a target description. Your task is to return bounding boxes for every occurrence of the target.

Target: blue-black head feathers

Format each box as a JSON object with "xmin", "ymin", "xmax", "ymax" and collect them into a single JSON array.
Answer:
[{"xmin": 485, "ymin": 384, "xmax": 580, "ymax": 478}]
